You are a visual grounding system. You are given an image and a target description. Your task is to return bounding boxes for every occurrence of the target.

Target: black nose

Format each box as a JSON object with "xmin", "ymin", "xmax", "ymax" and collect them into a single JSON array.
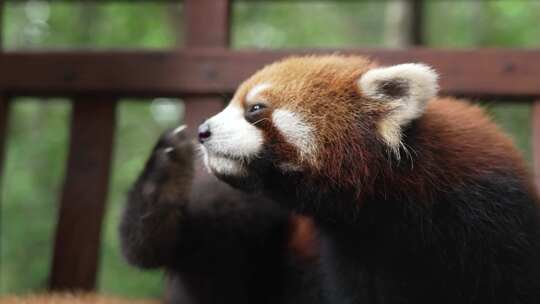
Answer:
[{"xmin": 198, "ymin": 123, "xmax": 212, "ymax": 143}]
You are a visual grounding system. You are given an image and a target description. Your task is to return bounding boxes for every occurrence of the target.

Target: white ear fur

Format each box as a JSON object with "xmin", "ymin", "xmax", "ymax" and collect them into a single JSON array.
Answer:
[{"xmin": 358, "ymin": 63, "xmax": 439, "ymax": 153}]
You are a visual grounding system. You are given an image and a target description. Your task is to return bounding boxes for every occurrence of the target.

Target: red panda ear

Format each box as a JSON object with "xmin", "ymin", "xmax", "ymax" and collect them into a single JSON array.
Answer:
[{"xmin": 357, "ymin": 63, "xmax": 439, "ymax": 152}]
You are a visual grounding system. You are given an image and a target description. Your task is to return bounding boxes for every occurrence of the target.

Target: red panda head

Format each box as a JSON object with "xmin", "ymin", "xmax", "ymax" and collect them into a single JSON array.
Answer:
[{"xmin": 198, "ymin": 55, "xmax": 438, "ymax": 193}]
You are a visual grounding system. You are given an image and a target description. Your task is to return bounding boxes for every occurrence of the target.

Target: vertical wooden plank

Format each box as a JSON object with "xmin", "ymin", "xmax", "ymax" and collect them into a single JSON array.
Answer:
[
  {"xmin": 183, "ymin": 0, "xmax": 231, "ymax": 138},
  {"xmin": 183, "ymin": 97, "xmax": 225, "ymax": 132},
  {"xmin": 0, "ymin": 0, "xmax": 6, "ymax": 180},
  {"xmin": 183, "ymin": 0, "xmax": 230, "ymax": 169},
  {"xmin": 164, "ymin": 1, "xmax": 230, "ymax": 301},
  {"xmin": 0, "ymin": 0, "xmax": 6, "ymax": 181},
  {"xmin": 184, "ymin": 0, "xmax": 231, "ymax": 48},
  {"xmin": 0, "ymin": 2, "xmax": 7, "ymax": 261},
  {"xmin": 533, "ymin": 101, "xmax": 540, "ymax": 195},
  {"xmin": 49, "ymin": 98, "xmax": 116, "ymax": 291}
]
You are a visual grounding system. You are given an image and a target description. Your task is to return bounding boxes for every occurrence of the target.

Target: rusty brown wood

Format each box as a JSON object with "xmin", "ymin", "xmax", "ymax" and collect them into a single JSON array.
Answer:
[
  {"xmin": 164, "ymin": 1, "xmax": 231, "ymax": 299},
  {"xmin": 182, "ymin": 0, "xmax": 230, "ymax": 137},
  {"xmin": 49, "ymin": 98, "xmax": 116, "ymax": 291},
  {"xmin": 0, "ymin": 0, "xmax": 7, "ymax": 220},
  {"xmin": 1, "ymin": 49, "xmax": 540, "ymax": 99},
  {"xmin": 183, "ymin": 97, "xmax": 225, "ymax": 132},
  {"xmin": 182, "ymin": 0, "xmax": 230, "ymax": 135},
  {"xmin": 0, "ymin": 0, "xmax": 6, "ymax": 182},
  {"xmin": 184, "ymin": 0, "xmax": 230, "ymax": 48},
  {"xmin": 533, "ymin": 101, "xmax": 540, "ymax": 195}
]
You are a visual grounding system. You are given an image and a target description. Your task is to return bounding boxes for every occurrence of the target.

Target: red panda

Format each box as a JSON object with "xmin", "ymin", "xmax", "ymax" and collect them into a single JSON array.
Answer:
[
  {"xmin": 120, "ymin": 125, "xmax": 321, "ymax": 304},
  {"xmin": 198, "ymin": 55, "xmax": 540, "ymax": 303}
]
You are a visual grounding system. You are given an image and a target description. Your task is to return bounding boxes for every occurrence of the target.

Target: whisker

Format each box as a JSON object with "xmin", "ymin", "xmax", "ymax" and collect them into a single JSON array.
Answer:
[
  {"xmin": 194, "ymin": 144, "xmax": 207, "ymax": 159},
  {"xmin": 204, "ymin": 139, "xmax": 238, "ymax": 144},
  {"xmin": 252, "ymin": 118, "xmax": 270, "ymax": 126}
]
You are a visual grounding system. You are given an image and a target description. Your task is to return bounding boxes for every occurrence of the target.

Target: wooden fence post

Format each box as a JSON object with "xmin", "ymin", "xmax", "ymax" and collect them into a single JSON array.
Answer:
[
  {"xmin": 182, "ymin": 0, "xmax": 230, "ymax": 137},
  {"xmin": 49, "ymin": 98, "xmax": 116, "ymax": 291},
  {"xmin": 0, "ymin": 0, "xmax": 8, "ymax": 243},
  {"xmin": 533, "ymin": 101, "xmax": 540, "ymax": 195},
  {"xmin": 0, "ymin": 0, "xmax": 7, "ymax": 182},
  {"xmin": 164, "ymin": 0, "xmax": 231, "ymax": 301}
]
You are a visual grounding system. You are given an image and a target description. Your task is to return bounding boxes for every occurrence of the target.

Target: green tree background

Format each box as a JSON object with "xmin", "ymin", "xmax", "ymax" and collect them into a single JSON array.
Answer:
[{"xmin": 1, "ymin": 0, "xmax": 539, "ymax": 298}]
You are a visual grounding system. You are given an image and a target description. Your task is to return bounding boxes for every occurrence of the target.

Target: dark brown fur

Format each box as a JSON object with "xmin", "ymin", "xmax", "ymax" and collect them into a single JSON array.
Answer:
[
  {"xmin": 119, "ymin": 129, "xmax": 321, "ymax": 304},
  {"xmin": 213, "ymin": 55, "xmax": 540, "ymax": 303}
]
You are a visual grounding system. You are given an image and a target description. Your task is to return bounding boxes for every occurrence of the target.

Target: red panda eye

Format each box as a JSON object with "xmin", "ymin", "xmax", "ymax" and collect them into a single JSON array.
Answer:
[
  {"xmin": 248, "ymin": 104, "xmax": 266, "ymax": 114},
  {"xmin": 245, "ymin": 104, "xmax": 268, "ymax": 124}
]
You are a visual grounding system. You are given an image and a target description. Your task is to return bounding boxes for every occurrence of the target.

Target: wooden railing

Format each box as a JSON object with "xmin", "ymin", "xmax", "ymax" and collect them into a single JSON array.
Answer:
[{"xmin": 0, "ymin": 0, "xmax": 539, "ymax": 293}]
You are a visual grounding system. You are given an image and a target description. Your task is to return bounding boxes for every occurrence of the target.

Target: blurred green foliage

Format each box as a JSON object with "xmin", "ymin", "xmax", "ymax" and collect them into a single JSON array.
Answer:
[{"xmin": 1, "ymin": 0, "xmax": 539, "ymax": 299}]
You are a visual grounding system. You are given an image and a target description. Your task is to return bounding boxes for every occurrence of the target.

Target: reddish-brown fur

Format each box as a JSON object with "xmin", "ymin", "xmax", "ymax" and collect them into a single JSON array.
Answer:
[
  {"xmin": 232, "ymin": 56, "xmax": 378, "ymax": 175},
  {"xmin": 287, "ymin": 215, "xmax": 317, "ymax": 260},
  {"xmin": 373, "ymin": 98, "xmax": 533, "ymax": 203},
  {"xmin": 231, "ymin": 55, "xmax": 533, "ymax": 205},
  {"xmin": 201, "ymin": 55, "xmax": 540, "ymax": 304}
]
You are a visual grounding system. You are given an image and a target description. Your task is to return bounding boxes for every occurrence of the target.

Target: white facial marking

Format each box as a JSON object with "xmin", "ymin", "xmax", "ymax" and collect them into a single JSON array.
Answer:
[
  {"xmin": 209, "ymin": 155, "xmax": 246, "ymax": 176},
  {"xmin": 200, "ymin": 103, "xmax": 263, "ymax": 176},
  {"xmin": 200, "ymin": 144, "xmax": 245, "ymax": 176},
  {"xmin": 246, "ymin": 83, "xmax": 271, "ymax": 104},
  {"xmin": 272, "ymin": 109, "xmax": 316, "ymax": 164},
  {"xmin": 205, "ymin": 103, "xmax": 263, "ymax": 158}
]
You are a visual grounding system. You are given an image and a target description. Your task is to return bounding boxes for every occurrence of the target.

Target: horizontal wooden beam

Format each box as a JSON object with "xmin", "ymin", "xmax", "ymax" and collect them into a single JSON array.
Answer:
[{"xmin": 1, "ymin": 49, "xmax": 540, "ymax": 99}]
